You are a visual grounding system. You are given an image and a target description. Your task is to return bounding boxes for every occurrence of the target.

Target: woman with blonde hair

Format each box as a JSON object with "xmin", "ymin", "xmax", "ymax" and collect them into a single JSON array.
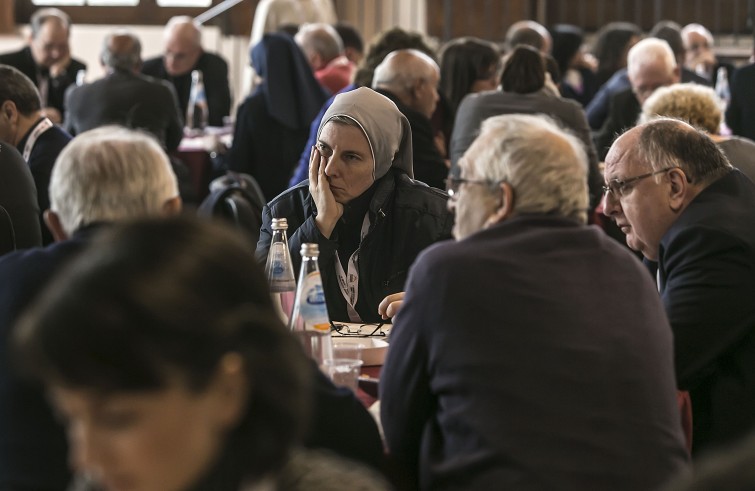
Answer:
[{"xmin": 640, "ymin": 83, "xmax": 755, "ymax": 182}]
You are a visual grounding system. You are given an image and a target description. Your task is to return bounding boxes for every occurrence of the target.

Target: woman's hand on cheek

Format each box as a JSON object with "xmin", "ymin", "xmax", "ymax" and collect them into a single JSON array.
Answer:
[{"xmin": 309, "ymin": 146, "xmax": 343, "ymax": 238}]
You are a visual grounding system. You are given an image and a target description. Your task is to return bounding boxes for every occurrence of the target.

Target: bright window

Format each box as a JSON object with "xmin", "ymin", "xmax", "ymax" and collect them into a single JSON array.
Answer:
[{"xmin": 31, "ymin": 0, "xmax": 140, "ymax": 5}]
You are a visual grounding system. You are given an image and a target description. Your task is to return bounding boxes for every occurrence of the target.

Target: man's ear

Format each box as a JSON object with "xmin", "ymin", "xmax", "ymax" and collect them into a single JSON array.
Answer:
[
  {"xmin": 162, "ymin": 196, "xmax": 183, "ymax": 216},
  {"xmin": 43, "ymin": 210, "xmax": 69, "ymax": 242},
  {"xmin": 484, "ymin": 181, "xmax": 514, "ymax": 227},
  {"xmin": 1, "ymin": 100, "xmax": 18, "ymax": 123},
  {"xmin": 667, "ymin": 168, "xmax": 688, "ymax": 212}
]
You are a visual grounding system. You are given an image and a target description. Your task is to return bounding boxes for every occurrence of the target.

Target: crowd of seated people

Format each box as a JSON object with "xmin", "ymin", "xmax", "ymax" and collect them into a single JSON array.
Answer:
[{"xmin": 1, "ymin": 5, "xmax": 755, "ymax": 490}]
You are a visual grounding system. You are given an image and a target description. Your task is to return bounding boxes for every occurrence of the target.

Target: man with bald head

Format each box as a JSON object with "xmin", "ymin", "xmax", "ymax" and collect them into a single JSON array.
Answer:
[
  {"xmin": 504, "ymin": 20, "xmax": 552, "ymax": 54},
  {"xmin": 603, "ymin": 118, "xmax": 755, "ymax": 453},
  {"xmin": 0, "ymin": 8, "xmax": 86, "ymax": 124},
  {"xmin": 141, "ymin": 16, "xmax": 231, "ymax": 127},
  {"xmin": 65, "ymin": 30, "xmax": 183, "ymax": 152},
  {"xmin": 593, "ymin": 38, "xmax": 680, "ymax": 159},
  {"xmin": 372, "ymin": 49, "xmax": 446, "ymax": 188}
]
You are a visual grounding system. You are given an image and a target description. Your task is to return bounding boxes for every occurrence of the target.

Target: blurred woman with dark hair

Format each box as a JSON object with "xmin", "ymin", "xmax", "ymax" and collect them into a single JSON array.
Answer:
[
  {"xmin": 13, "ymin": 216, "xmax": 390, "ymax": 491},
  {"xmin": 592, "ymin": 22, "xmax": 642, "ymax": 87},
  {"xmin": 438, "ymin": 37, "xmax": 501, "ymax": 114},
  {"xmin": 550, "ymin": 24, "xmax": 599, "ymax": 106}
]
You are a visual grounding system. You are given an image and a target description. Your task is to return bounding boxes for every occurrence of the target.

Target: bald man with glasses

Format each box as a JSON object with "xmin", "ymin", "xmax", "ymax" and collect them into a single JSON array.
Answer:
[{"xmin": 603, "ymin": 117, "xmax": 755, "ymax": 454}]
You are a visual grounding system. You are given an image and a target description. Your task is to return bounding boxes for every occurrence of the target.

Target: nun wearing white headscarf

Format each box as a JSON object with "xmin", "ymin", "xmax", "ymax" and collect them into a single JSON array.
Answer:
[{"xmin": 256, "ymin": 87, "xmax": 453, "ymax": 323}]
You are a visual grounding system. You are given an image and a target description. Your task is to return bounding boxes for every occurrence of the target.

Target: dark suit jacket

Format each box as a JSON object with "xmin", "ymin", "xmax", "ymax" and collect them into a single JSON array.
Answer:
[
  {"xmin": 381, "ymin": 214, "xmax": 689, "ymax": 490},
  {"xmin": 64, "ymin": 69, "xmax": 183, "ymax": 152},
  {"xmin": 0, "ymin": 142, "xmax": 41, "ymax": 252},
  {"xmin": 658, "ymin": 169, "xmax": 755, "ymax": 452},
  {"xmin": 592, "ymin": 87, "xmax": 641, "ymax": 161},
  {"xmin": 141, "ymin": 51, "xmax": 231, "ymax": 127},
  {"xmin": 726, "ymin": 63, "xmax": 755, "ymax": 141},
  {"xmin": 15, "ymin": 120, "xmax": 71, "ymax": 245},
  {"xmin": 0, "ymin": 46, "xmax": 86, "ymax": 115},
  {"xmin": 0, "ymin": 230, "xmax": 93, "ymax": 490},
  {"xmin": 450, "ymin": 88, "xmax": 603, "ymax": 209}
]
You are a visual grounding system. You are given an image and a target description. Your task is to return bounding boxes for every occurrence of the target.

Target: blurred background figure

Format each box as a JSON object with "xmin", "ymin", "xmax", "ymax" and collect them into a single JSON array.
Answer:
[
  {"xmin": 0, "ymin": 142, "xmax": 40, "ymax": 254},
  {"xmin": 640, "ymin": 83, "xmax": 755, "ymax": 182},
  {"xmin": 372, "ymin": 49, "xmax": 447, "ymax": 189},
  {"xmin": 12, "ymin": 216, "xmax": 390, "ymax": 491},
  {"xmin": 141, "ymin": 16, "xmax": 231, "ymax": 127},
  {"xmin": 450, "ymin": 45, "xmax": 602, "ymax": 211},
  {"xmin": 0, "ymin": 64, "xmax": 70, "ymax": 245},
  {"xmin": 0, "ymin": 8, "xmax": 86, "ymax": 124},
  {"xmin": 334, "ymin": 22, "xmax": 364, "ymax": 66},
  {"xmin": 438, "ymin": 37, "xmax": 501, "ymax": 118},
  {"xmin": 504, "ymin": 20, "xmax": 552, "ymax": 54},
  {"xmin": 228, "ymin": 33, "xmax": 328, "ymax": 200},
  {"xmin": 586, "ymin": 22, "xmax": 642, "ymax": 128},
  {"xmin": 295, "ymin": 23, "xmax": 355, "ymax": 95},
  {"xmin": 0, "ymin": 126, "xmax": 181, "ymax": 491},
  {"xmin": 550, "ymin": 24, "xmax": 599, "ymax": 106},
  {"xmin": 250, "ymin": 0, "xmax": 336, "ymax": 48},
  {"xmin": 592, "ymin": 21, "xmax": 642, "ymax": 87},
  {"xmin": 682, "ymin": 23, "xmax": 733, "ymax": 86}
]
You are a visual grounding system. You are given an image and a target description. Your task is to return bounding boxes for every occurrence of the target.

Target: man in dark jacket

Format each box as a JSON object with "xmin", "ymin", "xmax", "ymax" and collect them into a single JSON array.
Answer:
[
  {"xmin": 65, "ymin": 30, "xmax": 183, "ymax": 152},
  {"xmin": 603, "ymin": 118, "xmax": 755, "ymax": 454},
  {"xmin": 372, "ymin": 49, "xmax": 448, "ymax": 190},
  {"xmin": 141, "ymin": 16, "xmax": 231, "ymax": 127},
  {"xmin": 256, "ymin": 88, "xmax": 453, "ymax": 323},
  {"xmin": 0, "ymin": 65, "xmax": 65, "ymax": 245},
  {"xmin": 0, "ymin": 8, "xmax": 85, "ymax": 123}
]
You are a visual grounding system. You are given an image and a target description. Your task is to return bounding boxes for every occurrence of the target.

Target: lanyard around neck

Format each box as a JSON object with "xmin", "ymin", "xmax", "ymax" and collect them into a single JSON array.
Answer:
[
  {"xmin": 333, "ymin": 212, "xmax": 371, "ymax": 322},
  {"xmin": 22, "ymin": 118, "xmax": 53, "ymax": 161}
]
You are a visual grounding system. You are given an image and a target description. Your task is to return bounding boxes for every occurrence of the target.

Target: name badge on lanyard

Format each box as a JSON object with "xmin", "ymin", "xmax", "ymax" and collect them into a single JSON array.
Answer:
[
  {"xmin": 334, "ymin": 213, "xmax": 371, "ymax": 322},
  {"xmin": 23, "ymin": 118, "xmax": 54, "ymax": 161}
]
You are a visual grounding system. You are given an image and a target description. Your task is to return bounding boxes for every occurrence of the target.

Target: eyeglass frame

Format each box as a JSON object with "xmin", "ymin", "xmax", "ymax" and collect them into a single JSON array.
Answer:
[
  {"xmin": 330, "ymin": 321, "xmax": 386, "ymax": 337},
  {"xmin": 602, "ymin": 167, "xmax": 680, "ymax": 199},
  {"xmin": 445, "ymin": 176, "xmax": 506, "ymax": 201}
]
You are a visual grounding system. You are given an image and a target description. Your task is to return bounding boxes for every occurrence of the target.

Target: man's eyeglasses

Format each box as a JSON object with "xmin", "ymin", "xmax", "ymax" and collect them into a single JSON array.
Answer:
[
  {"xmin": 445, "ymin": 177, "xmax": 505, "ymax": 201},
  {"xmin": 602, "ymin": 167, "xmax": 679, "ymax": 199},
  {"xmin": 330, "ymin": 321, "xmax": 386, "ymax": 337}
]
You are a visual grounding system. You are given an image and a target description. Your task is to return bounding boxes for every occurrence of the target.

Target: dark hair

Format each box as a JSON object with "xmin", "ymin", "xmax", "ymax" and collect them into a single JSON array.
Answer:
[
  {"xmin": 550, "ymin": 24, "xmax": 584, "ymax": 77},
  {"xmin": 592, "ymin": 22, "xmax": 642, "ymax": 85},
  {"xmin": 650, "ymin": 20, "xmax": 685, "ymax": 61},
  {"xmin": 277, "ymin": 23, "xmax": 300, "ymax": 37},
  {"xmin": 334, "ymin": 22, "xmax": 364, "ymax": 54},
  {"xmin": 501, "ymin": 45, "xmax": 545, "ymax": 94},
  {"xmin": 439, "ymin": 37, "xmax": 500, "ymax": 112},
  {"xmin": 0, "ymin": 65, "xmax": 42, "ymax": 115},
  {"xmin": 353, "ymin": 27, "xmax": 436, "ymax": 87},
  {"xmin": 13, "ymin": 216, "xmax": 311, "ymax": 480},
  {"xmin": 638, "ymin": 118, "xmax": 733, "ymax": 185}
]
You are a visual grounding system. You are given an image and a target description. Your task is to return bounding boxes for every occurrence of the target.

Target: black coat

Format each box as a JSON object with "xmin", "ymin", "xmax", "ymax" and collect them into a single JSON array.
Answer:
[
  {"xmin": 256, "ymin": 169, "xmax": 454, "ymax": 322},
  {"xmin": 0, "ymin": 142, "xmax": 41, "ymax": 252},
  {"xmin": 726, "ymin": 63, "xmax": 755, "ymax": 142},
  {"xmin": 0, "ymin": 46, "xmax": 86, "ymax": 115},
  {"xmin": 64, "ymin": 70, "xmax": 183, "ymax": 152}
]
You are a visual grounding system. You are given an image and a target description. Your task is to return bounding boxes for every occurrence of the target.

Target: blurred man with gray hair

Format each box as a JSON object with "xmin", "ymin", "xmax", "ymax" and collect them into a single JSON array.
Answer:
[
  {"xmin": 295, "ymin": 22, "xmax": 354, "ymax": 94},
  {"xmin": 0, "ymin": 126, "xmax": 181, "ymax": 490},
  {"xmin": 65, "ymin": 30, "xmax": 183, "ymax": 152},
  {"xmin": 380, "ymin": 114, "xmax": 689, "ymax": 490},
  {"xmin": 0, "ymin": 8, "xmax": 86, "ymax": 123},
  {"xmin": 592, "ymin": 37, "xmax": 680, "ymax": 159}
]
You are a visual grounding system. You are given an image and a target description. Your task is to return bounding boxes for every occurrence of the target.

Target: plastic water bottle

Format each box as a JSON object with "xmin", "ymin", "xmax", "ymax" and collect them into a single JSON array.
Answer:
[
  {"xmin": 289, "ymin": 243, "xmax": 333, "ymax": 366},
  {"xmin": 715, "ymin": 67, "xmax": 730, "ymax": 110},
  {"xmin": 264, "ymin": 218, "xmax": 296, "ymax": 325},
  {"xmin": 186, "ymin": 70, "xmax": 209, "ymax": 132}
]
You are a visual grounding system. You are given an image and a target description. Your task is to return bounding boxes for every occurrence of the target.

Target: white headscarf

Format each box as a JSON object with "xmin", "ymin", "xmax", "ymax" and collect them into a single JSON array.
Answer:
[{"xmin": 318, "ymin": 87, "xmax": 414, "ymax": 179}]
